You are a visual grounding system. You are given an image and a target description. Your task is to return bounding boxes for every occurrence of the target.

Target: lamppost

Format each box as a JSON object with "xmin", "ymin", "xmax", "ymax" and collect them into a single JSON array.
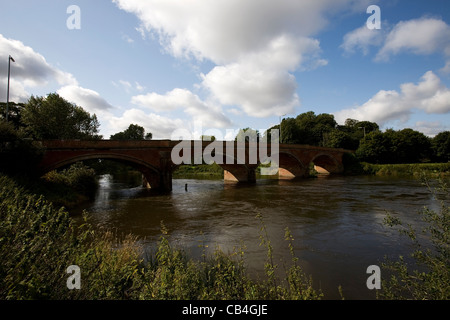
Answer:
[
  {"xmin": 279, "ymin": 114, "xmax": 286, "ymax": 143},
  {"xmin": 359, "ymin": 126, "xmax": 366, "ymax": 138},
  {"xmin": 6, "ymin": 55, "xmax": 15, "ymax": 122}
]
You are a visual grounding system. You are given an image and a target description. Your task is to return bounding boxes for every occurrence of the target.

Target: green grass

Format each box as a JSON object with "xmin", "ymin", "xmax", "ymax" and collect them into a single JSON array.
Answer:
[{"xmin": 362, "ymin": 162, "xmax": 450, "ymax": 177}]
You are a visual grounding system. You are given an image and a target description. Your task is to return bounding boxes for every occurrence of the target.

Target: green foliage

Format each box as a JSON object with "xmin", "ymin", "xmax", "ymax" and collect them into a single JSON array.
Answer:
[
  {"xmin": 0, "ymin": 102, "xmax": 26, "ymax": 130},
  {"xmin": 22, "ymin": 94, "xmax": 101, "ymax": 140},
  {"xmin": 173, "ymin": 163, "xmax": 224, "ymax": 179},
  {"xmin": 379, "ymin": 178, "xmax": 450, "ymax": 300},
  {"xmin": 357, "ymin": 129, "xmax": 432, "ymax": 164},
  {"xmin": 110, "ymin": 124, "xmax": 151, "ymax": 140},
  {"xmin": 432, "ymin": 131, "xmax": 450, "ymax": 162},
  {"xmin": 266, "ymin": 112, "xmax": 378, "ymax": 149},
  {"xmin": 235, "ymin": 128, "xmax": 259, "ymax": 142},
  {"xmin": 324, "ymin": 129, "xmax": 359, "ymax": 150},
  {"xmin": 43, "ymin": 162, "xmax": 98, "ymax": 198},
  {"xmin": 0, "ymin": 119, "xmax": 44, "ymax": 175}
]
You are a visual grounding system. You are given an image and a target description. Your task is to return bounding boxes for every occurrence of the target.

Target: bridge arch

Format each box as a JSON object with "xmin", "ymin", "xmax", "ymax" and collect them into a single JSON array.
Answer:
[
  {"xmin": 311, "ymin": 153, "xmax": 343, "ymax": 174},
  {"xmin": 277, "ymin": 151, "xmax": 307, "ymax": 179},
  {"xmin": 39, "ymin": 153, "xmax": 163, "ymax": 189}
]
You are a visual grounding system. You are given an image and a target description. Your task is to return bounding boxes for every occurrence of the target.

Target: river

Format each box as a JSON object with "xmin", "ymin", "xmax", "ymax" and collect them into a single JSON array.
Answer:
[{"xmin": 72, "ymin": 173, "xmax": 446, "ymax": 300}]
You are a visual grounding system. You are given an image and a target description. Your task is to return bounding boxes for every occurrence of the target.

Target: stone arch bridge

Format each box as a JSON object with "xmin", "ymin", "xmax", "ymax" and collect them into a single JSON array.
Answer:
[{"xmin": 38, "ymin": 140, "xmax": 353, "ymax": 192}]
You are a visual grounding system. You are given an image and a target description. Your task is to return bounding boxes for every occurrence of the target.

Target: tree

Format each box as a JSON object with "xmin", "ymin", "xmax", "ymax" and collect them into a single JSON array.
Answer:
[
  {"xmin": 280, "ymin": 118, "xmax": 300, "ymax": 144},
  {"xmin": 295, "ymin": 112, "xmax": 337, "ymax": 146},
  {"xmin": 235, "ymin": 128, "xmax": 259, "ymax": 142},
  {"xmin": 356, "ymin": 128, "xmax": 432, "ymax": 164},
  {"xmin": 201, "ymin": 135, "xmax": 216, "ymax": 141},
  {"xmin": 0, "ymin": 119, "xmax": 43, "ymax": 174},
  {"xmin": 432, "ymin": 131, "xmax": 450, "ymax": 162},
  {"xmin": 145, "ymin": 132, "xmax": 153, "ymax": 140},
  {"xmin": 22, "ymin": 94, "xmax": 101, "ymax": 140},
  {"xmin": 356, "ymin": 131, "xmax": 392, "ymax": 164},
  {"xmin": 324, "ymin": 129, "xmax": 359, "ymax": 150},
  {"xmin": 389, "ymin": 129, "xmax": 431, "ymax": 163},
  {"xmin": 110, "ymin": 124, "xmax": 151, "ymax": 140},
  {"xmin": 0, "ymin": 102, "xmax": 26, "ymax": 130}
]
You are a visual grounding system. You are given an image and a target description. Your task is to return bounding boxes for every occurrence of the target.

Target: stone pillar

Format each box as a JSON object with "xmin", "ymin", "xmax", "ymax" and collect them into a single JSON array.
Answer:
[
  {"xmin": 223, "ymin": 165, "xmax": 256, "ymax": 183},
  {"xmin": 159, "ymin": 151, "xmax": 173, "ymax": 192}
]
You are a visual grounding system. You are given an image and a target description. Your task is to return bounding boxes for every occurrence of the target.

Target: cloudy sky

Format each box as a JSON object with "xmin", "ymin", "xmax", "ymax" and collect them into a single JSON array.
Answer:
[{"xmin": 1, "ymin": 0, "xmax": 449, "ymax": 139}]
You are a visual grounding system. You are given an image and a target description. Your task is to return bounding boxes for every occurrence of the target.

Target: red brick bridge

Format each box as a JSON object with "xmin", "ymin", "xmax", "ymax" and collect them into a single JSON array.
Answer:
[{"xmin": 38, "ymin": 140, "xmax": 352, "ymax": 192}]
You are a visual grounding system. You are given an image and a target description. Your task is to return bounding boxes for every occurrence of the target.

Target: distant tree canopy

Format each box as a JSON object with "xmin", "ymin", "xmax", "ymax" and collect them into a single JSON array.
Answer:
[
  {"xmin": 235, "ymin": 127, "xmax": 260, "ymax": 142},
  {"xmin": 432, "ymin": 131, "xmax": 450, "ymax": 162},
  {"xmin": 110, "ymin": 124, "xmax": 152, "ymax": 141},
  {"xmin": 0, "ymin": 102, "xmax": 26, "ymax": 130},
  {"xmin": 356, "ymin": 129, "xmax": 432, "ymax": 164},
  {"xmin": 265, "ymin": 112, "xmax": 378, "ymax": 150},
  {"xmin": 261, "ymin": 111, "xmax": 449, "ymax": 164},
  {"xmin": 22, "ymin": 94, "xmax": 101, "ymax": 140}
]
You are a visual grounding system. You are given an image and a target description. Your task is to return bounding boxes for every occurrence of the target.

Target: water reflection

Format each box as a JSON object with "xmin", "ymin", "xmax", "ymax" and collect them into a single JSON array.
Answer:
[{"xmin": 72, "ymin": 174, "xmax": 446, "ymax": 299}]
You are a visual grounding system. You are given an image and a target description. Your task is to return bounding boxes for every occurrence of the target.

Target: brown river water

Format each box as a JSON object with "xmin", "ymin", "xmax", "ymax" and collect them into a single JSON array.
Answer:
[{"xmin": 72, "ymin": 173, "xmax": 447, "ymax": 299}]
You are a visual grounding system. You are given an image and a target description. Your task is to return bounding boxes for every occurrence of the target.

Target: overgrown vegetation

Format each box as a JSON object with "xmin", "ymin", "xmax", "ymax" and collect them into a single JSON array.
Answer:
[
  {"xmin": 379, "ymin": 177, "xmax": 449, "ymax": 300},
  {"xmin": 0, "ymin": 173, "xmax": 322, "ymax": 300}
]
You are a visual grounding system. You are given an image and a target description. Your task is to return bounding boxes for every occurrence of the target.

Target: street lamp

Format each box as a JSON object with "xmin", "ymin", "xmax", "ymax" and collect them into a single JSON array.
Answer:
[
  {"xmin": 279, "ymin": 114, "xmax": 286, "ymax": 143},
  {"xmin": 6, "ymin": 55, "xmax": 15, "ymax": 122},
  {"xmin": 359, "ymin": 126, "xmax": 366, "ymax": 138}
]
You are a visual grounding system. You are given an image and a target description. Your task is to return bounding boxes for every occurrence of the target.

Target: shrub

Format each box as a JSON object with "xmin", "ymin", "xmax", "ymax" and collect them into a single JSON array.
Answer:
[{"xmin": 379, "ymin": 177, "xmax": 450, "ymax": 300}]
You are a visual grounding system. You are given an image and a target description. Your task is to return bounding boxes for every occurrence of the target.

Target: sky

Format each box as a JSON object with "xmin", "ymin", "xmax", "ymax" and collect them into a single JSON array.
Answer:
[{"xmin": 0, "ymin": 0, "xmax": 450, "ymax": 139}]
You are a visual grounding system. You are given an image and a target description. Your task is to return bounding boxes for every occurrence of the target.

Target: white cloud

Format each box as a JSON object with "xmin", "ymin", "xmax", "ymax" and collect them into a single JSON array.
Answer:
[
  {"xmin": 376, "ymin": 17, "xmax": 450, "ymax": 61},
  {"xmin": 58, "ymin": 85, "xmax": 114, "ymax": 114},
  {"xmin": 413, "ymin": 121, "xmax": 449, "ymax": 137},
  {"xmin": 108, "ymin": 108, "xmax": 186, "ymax": 139},
  {"xmin": 334, "ymin": 71, "xmax": 450, "ymax": 126},
  {"xmin": 341, "ymin": 24, "xmax": 385, "ymax": 55},
  {"xmin": 0, "ymin": 34, "xmax": 78, "ymax": 102},
  {"xmin": 200, "ymin": 35, "xmax": 328, "ymax": 117},
  {"xmin": 341, "ymin": 17, "xmax": 450, "ymax": 72},
  {"xmin": 113, "ymin": 0, "xmax": 338, "ymax": 64},
  {"xmin": 112, "ymin": 0, "xmax": 362, "ymax": 118},
  {"xmin": 131, "ymin": 88, "xmax": 232, "ymax": 128}
]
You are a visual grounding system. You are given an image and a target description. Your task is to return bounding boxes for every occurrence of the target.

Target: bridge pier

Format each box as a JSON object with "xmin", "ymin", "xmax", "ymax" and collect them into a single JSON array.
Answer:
[
  {"xmin": 142, "ymin": 151, "xmax": 173, "ymax": 192},
  {"xmin": 222, "ymin": 165, "xmax": 257, "ymax": 183}
]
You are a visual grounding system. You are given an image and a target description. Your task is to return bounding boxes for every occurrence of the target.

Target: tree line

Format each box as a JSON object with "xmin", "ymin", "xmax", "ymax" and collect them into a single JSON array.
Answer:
[
  {"xmin": 2, "ymin": 94, "xmax": 449, "ymax": 166},
  {"xmin": 0, "ymin": 93, "xmax": 152, "ymax": 141},
  {"xmin": 262, "ymin": 111, "xmax": 449, "ymax": 164}
]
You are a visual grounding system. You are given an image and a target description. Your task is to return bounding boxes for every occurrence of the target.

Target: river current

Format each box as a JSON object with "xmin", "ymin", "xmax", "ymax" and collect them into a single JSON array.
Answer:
[{"xmin": 72, "ymin": 174, "xmax": 446, "ymax": 299}]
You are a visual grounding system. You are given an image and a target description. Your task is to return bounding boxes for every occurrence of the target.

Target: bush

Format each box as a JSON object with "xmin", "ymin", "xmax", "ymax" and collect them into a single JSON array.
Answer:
[
  {"xmin": 379, "ymin": 177, "xmax": 450, "ymax": 300},
  {"xmin": 0, "ymin": 119, "xmax": 43, "ymax": 175},
  {"xmin": 43, "ymin": 162, "xmax": 98, "ymax": 199}
]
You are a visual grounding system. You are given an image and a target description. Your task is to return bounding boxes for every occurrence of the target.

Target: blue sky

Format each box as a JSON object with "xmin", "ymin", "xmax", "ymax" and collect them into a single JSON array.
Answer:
[{"xmin": 1, "ymin": 0, "xmax": 449, "ymax": 139}]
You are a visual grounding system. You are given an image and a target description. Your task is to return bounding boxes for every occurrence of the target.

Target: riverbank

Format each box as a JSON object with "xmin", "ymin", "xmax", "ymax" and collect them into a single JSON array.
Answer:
[
  {"xmin": 350, "ymin": 162, "xmax": 450, "ymax": 177},
  {"xmin": 173, "ymin": 161, "xmax": 450, "ymax": 180}
]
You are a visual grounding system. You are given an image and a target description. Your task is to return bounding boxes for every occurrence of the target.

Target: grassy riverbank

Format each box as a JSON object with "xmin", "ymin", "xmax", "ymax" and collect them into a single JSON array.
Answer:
[
  {"xmin": 173, "ymin": 160, "xmax": 450, "ymax": 180},
  {"xmin": 361, "ymin": 162, "xmax": 450, "ymax": 177}
]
